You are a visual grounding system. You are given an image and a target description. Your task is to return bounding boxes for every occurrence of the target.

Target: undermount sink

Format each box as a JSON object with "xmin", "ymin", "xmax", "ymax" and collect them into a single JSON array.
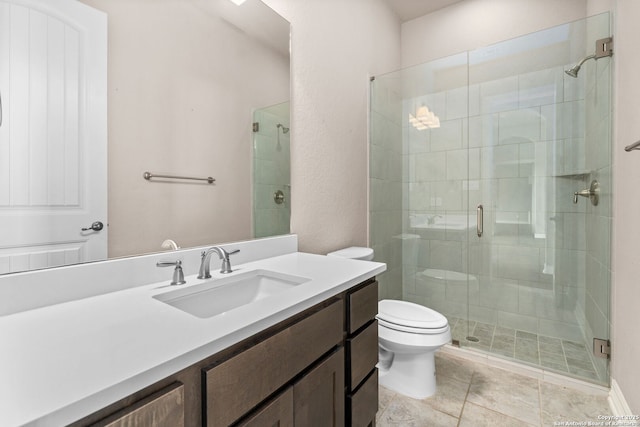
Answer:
[{"xmin": 154, "ymin": 269, "xmax": 310, "ymax": 318}]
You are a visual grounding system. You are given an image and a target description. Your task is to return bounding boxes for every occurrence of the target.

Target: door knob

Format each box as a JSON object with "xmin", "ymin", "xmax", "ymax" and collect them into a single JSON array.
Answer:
[{"xmin": 82, "ymin": 221, "xmax": 104, "ymax": 231}]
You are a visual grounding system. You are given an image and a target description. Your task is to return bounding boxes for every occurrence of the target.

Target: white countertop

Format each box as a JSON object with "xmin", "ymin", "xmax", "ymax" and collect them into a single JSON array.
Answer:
[{"xmin": 0, "ymin": 252, "xmax": 386, "ymax": 427}]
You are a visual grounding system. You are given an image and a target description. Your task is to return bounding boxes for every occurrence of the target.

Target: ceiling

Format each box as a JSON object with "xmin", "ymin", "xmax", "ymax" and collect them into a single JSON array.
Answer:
[{"xmin": 384, "ymin": 0, "xmax": 465, "ymax": 22}]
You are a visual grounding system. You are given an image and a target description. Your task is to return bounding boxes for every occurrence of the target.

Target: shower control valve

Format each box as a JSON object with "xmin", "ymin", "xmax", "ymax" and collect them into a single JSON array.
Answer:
[{"xmin": 573, "ymin": 180, "xmax": 599, "ymax": 206}]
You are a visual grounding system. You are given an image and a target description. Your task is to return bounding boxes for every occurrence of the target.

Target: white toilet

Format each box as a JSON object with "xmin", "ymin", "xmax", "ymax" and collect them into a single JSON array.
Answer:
[
  {"xmin": 377, "ymin": 299, "xmax": 451, "ymax": 398},
  {"xmin": 327, "ymin": 246, "xmax": 451, "ymax": 399}
]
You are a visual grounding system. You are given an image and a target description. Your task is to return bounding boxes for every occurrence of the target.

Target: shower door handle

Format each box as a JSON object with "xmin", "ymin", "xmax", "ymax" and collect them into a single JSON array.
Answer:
[{"xmin": 477, "ymin": 204, "xmax": 483, "ymax": 237}]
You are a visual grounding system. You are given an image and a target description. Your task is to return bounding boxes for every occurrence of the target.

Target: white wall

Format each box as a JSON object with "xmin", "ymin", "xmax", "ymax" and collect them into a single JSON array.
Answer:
[
  {"xmin": 401, "ymin": 0, "xmax": 588, "ymax": 67},
  {"xmin": 282, "ymin": 0, "xmax": 401, "ymax": 254},
  {"xmin": 612, "ymin": 0, "xmax": 640, "ymax": 413}
]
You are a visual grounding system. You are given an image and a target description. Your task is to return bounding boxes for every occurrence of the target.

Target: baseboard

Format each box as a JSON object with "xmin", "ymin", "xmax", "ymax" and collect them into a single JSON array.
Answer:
[{"xmin": 609, "ymin": 378, "xmax": 634, "ymax": 415}]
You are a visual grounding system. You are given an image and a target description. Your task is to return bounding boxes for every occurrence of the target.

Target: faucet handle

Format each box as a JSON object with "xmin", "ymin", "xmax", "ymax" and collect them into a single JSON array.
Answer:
[
  {"xmin": 220, "ymin": 249, "xmax": 240, "ymax": 274},
  {"xmin": 157, "ymin": 259, "xmax": 186, "ymax": 285}
]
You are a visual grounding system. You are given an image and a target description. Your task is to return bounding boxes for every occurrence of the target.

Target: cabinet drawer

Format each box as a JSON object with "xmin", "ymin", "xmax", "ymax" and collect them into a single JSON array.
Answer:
[
  {"xmin": 348, "ymin": 370, "xmax": 378, "ymax": 427},
  {"xmin": 204, "ymin": 300, "xmax": 343, "ymax": 427},
  {"xmin": 348, "ymin": 280, "xmax": 378, "ymax": 333},
  {"xmin": 91, "ymin": 383, "xmax": 184, "ymax": 427},
  {"xmin": 347, "ymin": 320, "xmax": 378, "ymax": 390},
  {"xmin": 237, "ymin": 387, "xmax": 293, "ymax": 427}
]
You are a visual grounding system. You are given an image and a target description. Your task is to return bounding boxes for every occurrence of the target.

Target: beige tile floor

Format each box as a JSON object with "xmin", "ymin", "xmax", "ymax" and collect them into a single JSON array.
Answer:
[{"xmin": 376, "ymin": 351, "xmax": 616, "ymax": 427}]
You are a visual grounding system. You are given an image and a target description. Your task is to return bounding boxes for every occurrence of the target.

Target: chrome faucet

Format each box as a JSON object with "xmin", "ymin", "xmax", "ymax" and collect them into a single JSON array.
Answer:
[
  {"xmin": 198, "ymin": 246, "xmax": 240, "ymax": 278},
  {"xmin": 156, "ymin": 259, "xmax": 186, "ymax": 285}
]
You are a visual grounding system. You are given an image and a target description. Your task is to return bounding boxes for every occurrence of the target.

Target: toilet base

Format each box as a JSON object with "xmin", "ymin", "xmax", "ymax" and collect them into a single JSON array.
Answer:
[{"xmin": 378, "ymin": 350, "xmax": 437, "ymax": 399}]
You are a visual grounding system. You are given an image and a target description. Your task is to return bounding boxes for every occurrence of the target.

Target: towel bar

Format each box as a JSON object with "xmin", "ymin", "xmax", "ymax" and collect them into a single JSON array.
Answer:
[
  {"xmin": 624, "ymin": 140, "xmax": 640, "ymax": 152},
  {"xmin": 143, "ymin": 172, "xmax": 215, "ymax": 184}
]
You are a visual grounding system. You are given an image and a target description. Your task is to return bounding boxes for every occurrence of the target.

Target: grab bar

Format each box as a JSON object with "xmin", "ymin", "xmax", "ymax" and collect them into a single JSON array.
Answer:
[
  {"xmin": 624, "ymin": 140, "xmax": 640, "ymax": 152},
  {"xmin": 143, "ymin": 171, "xmax": 215, "ymax": 184}
]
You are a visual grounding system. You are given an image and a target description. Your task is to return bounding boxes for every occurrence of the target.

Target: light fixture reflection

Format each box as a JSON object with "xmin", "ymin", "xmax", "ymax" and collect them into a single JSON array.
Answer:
[
  {"xmin": 229, "ymin": 0, "xmax": 247, "ymax": 5},
  {"xmin": 409, "ymin": 105, "xmax": 440, "ymax": 130}
]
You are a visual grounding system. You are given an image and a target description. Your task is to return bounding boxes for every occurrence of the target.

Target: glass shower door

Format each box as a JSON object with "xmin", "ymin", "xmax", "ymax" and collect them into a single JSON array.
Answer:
[
  {"xmin": 465, "ymin": 13, "xmax": 612, "ymax": 385},
  {"xmin": 368, "ymin": 12, "xmax": 612, "ymax": 386},
  {"xmin": 252, "ymin": 102, "xmax": 291, "ymax": 238}
]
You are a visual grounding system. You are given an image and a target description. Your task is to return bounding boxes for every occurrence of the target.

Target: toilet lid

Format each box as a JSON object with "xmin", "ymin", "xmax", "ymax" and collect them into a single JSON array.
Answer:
[
  {"xmin": 377, "ymin": 299, "xmax": 448, "ymax": 329},
  {"xmin": 327, "ymin": 247, "xmax": 374, "ymax": 260}
]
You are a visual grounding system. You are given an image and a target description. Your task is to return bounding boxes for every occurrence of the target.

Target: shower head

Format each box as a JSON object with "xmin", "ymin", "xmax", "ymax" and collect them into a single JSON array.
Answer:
[
  {"xmin": 564, "ymin": 54, "xmax": 595, "ymax": 78},
  {"xmin": 277, "ymin": 124, "xmax": 290, "ymax": 134},
  {"xmin": 565, "ymin": 37, "xmax": 613, "ymax": 78},
  {"xmin": 564, "ymin": 65, "xmax": 581, "ymax": 78}
]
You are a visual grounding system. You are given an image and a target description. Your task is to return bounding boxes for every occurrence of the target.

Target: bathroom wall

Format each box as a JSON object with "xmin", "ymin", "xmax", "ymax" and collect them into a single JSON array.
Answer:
[
  {"xmin": 612, "ymin": 0, "xmax": 640, "ymax": 413},
  {"xmin": 282, "ymin": 0, "xmax": 401, "ymax": 255},
  {"xmin": 81, "ymin": 0, "xmax": 289, "ymax": 257},
  {"xmin": 401, "ymin": 0, "xmax": 589, "ymax": 68}
]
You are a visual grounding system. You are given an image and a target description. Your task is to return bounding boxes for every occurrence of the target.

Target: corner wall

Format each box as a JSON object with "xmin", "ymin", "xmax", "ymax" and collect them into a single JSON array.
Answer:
[
  {"xmin": 285, "ymin": 0, "xmax": 401, "ymax": 254},
  {"xmin": 611, "ymin": 0, "xmax": 640, "ymax": 413}
]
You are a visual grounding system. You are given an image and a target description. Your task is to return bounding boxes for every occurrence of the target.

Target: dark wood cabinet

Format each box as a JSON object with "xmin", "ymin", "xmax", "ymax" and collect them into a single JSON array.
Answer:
[
  {"xmin": 348, "ymin": 370, "xmax": 379, "ymax": 427},
  {"xmin": 293, "ymin": 348, "xmax": 345, "ymax": 427},
  {"xmin": 345, "ymin": 280, "xmax": 379, "ymax": 427},
  {"xmin": 237, "ymin": 388, "xmax": 294, "ymax": 427},
  {"xmin": 74, "ymin": 278, "xmax": 378, "ymax": 427},
  {"xmin": 204, "ymin": 300, "xmax": 343, "ymax": 427},
  {"xmin": 90, "ymin": 382, "xmax": 184, "ymax": 427}
]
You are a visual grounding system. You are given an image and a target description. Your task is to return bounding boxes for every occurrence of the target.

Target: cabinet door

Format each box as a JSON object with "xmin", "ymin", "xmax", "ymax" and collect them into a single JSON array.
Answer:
[
  {"xmin": 238, "ymin": 387, "xmax": 293, "ymax": 427},
  {"xmin": 91, "ymin": 383, "xmax": 184, "ymax": 427},
  {"xmin": 293, "ymin": 348, "xmax": 345, "ymax": 427}
]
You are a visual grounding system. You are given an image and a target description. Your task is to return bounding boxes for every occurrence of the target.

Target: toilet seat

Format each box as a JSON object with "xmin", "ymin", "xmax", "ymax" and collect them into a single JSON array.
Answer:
[
  {"xmin": 377, "ymin": 317, "xmax": 450, "ymax": 335},
  {"xmin": 377, "ymin": 299, "xmax": 448, "ymax": 329}
]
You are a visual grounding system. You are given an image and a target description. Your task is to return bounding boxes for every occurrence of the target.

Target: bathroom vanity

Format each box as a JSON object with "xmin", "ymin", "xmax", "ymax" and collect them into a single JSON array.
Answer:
[{"xmin": 0, "ymin": 235, "xmax": 385, "ymax": 427}]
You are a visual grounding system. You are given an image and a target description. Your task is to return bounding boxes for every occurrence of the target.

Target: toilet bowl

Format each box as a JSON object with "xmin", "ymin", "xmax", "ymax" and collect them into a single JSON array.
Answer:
[
  {"xmin": 377, "ymin": 299, "xmax": 451, "ymax": 399},
  {"xmin": 327, "ymin": 246, "xmax": 451, "ymax": 399}
]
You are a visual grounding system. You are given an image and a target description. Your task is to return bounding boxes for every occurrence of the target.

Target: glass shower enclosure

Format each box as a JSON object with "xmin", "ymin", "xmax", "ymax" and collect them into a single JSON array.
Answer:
[
  {"xmin": 370, "ymin": 13, "xmax": 612, "ymax": 385},
  {"xmin": 252, "ymin": 101, "xmax": 291, "ymax": 238}
]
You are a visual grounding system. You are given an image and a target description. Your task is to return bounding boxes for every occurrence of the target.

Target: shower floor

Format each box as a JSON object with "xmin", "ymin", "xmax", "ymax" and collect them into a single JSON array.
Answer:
[{"xmin": 448, "ymin": 317, "xmax": 602, "ymax": 383}]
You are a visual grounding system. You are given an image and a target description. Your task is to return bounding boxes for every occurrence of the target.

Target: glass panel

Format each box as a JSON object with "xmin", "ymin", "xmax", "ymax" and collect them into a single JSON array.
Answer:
[
  {"xmin": 371, "ymin": 52, "xmax": 472, "ymax": 343},
  {"xmin": 466, "ymin": 13, "xmax": 611, "ymax": 385},
  {"xmin": 369, "ymin": 13, "xmax": 611, "ymax": 386},
  {"xmin": 252, "ymin": 102, "xmax": 291, "ymax": 238}
]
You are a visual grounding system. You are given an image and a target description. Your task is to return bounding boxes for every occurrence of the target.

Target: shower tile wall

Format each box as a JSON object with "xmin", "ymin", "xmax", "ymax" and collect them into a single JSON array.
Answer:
[
  {"xmin": 370, "ymin": 79, "xmax": 403, "ymax": 300},
  {"xmin": 253, "ymin": 104, "xmax": 290, "ymax": 238},
  {"xmin": 404, "ymin": 65, "xmax": 589, "ymax": 342}
]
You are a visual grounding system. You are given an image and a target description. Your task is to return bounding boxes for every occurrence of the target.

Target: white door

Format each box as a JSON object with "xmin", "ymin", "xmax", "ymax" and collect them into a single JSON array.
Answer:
[{"xmin": 0, "ymin": 0, "xmax": 107, "ymax": 274}]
